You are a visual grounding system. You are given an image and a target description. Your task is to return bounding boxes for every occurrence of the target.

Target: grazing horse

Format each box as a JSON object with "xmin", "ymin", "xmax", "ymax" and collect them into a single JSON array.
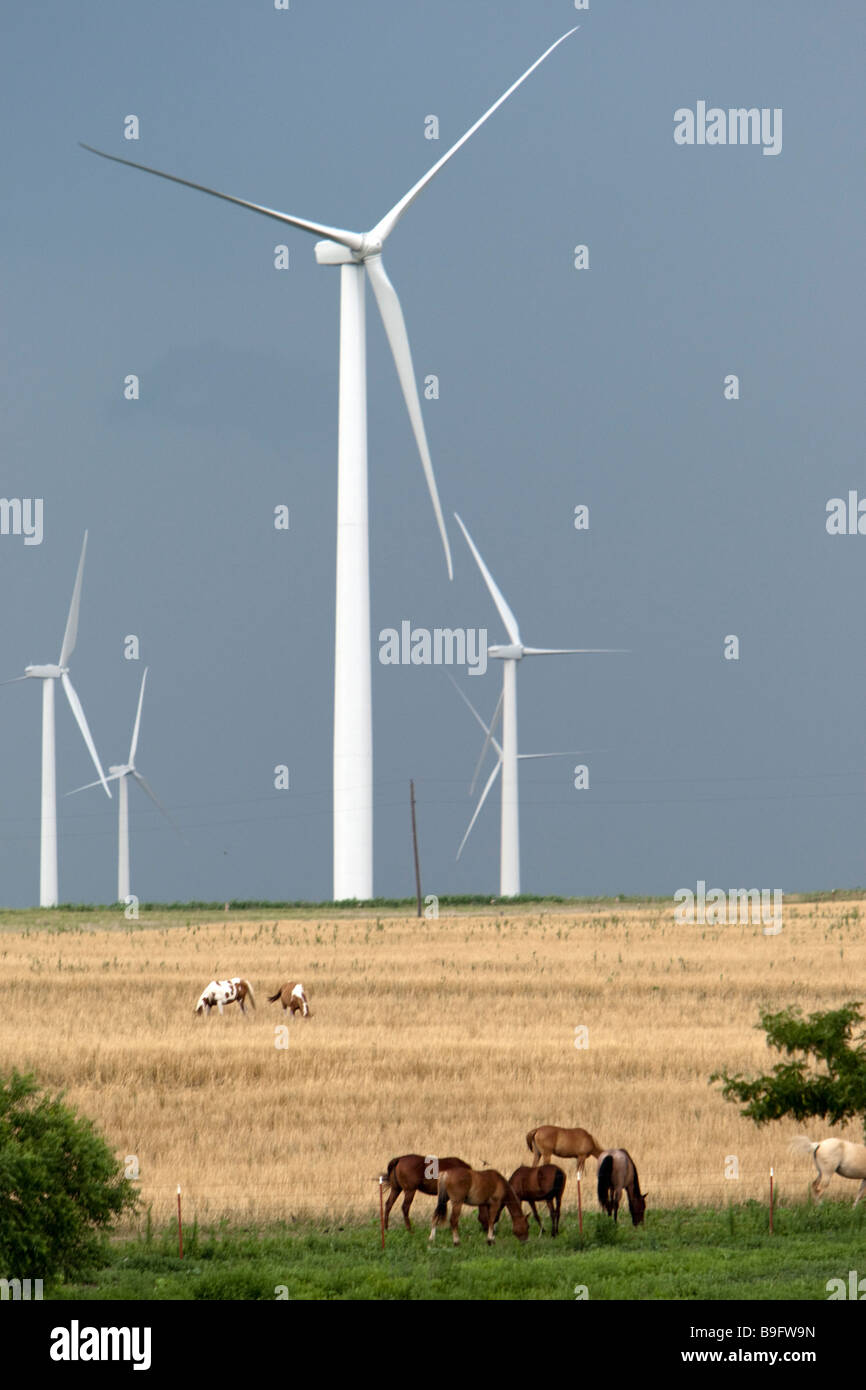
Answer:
[
  {"xmin": 382, "ymin": 1155, "xmax": 472, "ymax": 1231},
  {"xmin": 194, "ymin": 978, "xmax": 255, "ymax": 1018},
  {"xmin": 597, "ymin": 1149, "xmax": 647, "ymax": 1226},
  {"xmin": 430, "ymin": 1168, "xmax": 529, "ymax": 1246},
  {"xmin": 527, "ymin": 1125, "xmax": 603, "ymax": 1177},
  {"xmin": 268, "ymin": 981, "xmax": 310, "ymax": 1018},
  {"xmin": 483, "ymin": 1165, "xmax": 566, "ymax": 1236},
  {"xmin": 791, "ymin": 1136, "xmax": 866, "ymax": 1205}
]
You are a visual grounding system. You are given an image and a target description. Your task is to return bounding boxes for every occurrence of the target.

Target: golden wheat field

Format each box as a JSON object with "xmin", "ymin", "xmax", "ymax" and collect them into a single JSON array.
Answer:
[{"xmin": 1, "ymin": 897, "xmax": 864, "ymax": 1229}]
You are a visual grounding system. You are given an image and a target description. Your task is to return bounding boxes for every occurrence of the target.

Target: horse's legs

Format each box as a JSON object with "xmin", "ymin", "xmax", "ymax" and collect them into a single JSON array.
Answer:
[
  {"xmin": 526, "ymin": 1199, "xmax": 543, "ymax": 1235},
  {"xmin": 382, "ymin": 1183, "xmax": 400, "ymax": 1230},
  {"xmin": 428, "ymin": 1197, "xmax": 443, "ymax": 1242},
  {"xmin": 450, "ymin": 1200, "xmax": 463, "ymax": 1246},
  {"xmin": 545, "ymin": 1197, "xmax": 558, "ymax": 1237},
  {"xmin": 485, "ymin": 1199, "xmax": 500, "ymax": 1245},
  {"xmin": 217, "ymin": 1000, "xmax": 224, "ymax": 1016},
  {"xmin": 854, "ymin": 1179, "xmax": 866, "ymax": 1208},
  {"xmin": 401, "ymin": 1188, "xmax": 416, "ymax": 1231},
  {"xmin": 477, "ymin": 1202, "xmax": 490, "ymax": 1232}
]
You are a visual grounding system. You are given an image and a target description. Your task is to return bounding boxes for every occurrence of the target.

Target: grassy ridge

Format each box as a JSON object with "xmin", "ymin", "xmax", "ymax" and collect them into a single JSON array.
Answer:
[{"xmin": 55, "ymin": 1202, "xmax": 866, "ymax": 1301}]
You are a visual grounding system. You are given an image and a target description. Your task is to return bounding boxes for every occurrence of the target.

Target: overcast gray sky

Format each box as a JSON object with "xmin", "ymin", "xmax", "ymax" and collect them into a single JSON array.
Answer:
[{"xmin": 1, "ymin": 0, "xmax": 864, "ymax": 906}]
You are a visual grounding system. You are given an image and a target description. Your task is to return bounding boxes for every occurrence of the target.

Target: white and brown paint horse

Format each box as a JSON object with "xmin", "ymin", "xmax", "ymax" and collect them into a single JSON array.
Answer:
[
  {"xmin": 791, "ymin": 1136, "xmax": 866, "ymax": 1205},
  {"xmin": 267, "ymin": 981, "xmax": 310, "ymax": 1018},
  {"xmin": 597, "ymin": 1148, "xmax": 647, "ymax": 1225},
  {"xmin": 194, "ymin": 978, "xmax": 255, "ymax": 1018}
]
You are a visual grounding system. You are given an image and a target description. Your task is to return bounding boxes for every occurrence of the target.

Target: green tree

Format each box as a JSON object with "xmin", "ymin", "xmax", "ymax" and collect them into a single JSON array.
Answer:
[
  {"xmin": 711, "ymin": 1003, "xmax": 866, "ymax": 1136},
  {"xmin": 0, "ymin": 1069, "xmax": 138, "ymax": 1281}
]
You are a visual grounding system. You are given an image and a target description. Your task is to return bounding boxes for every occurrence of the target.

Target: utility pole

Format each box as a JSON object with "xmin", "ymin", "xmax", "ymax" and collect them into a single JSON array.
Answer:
[{"xmin": 410, "ymin": 780, "xmax": 422, "ymax": 917}]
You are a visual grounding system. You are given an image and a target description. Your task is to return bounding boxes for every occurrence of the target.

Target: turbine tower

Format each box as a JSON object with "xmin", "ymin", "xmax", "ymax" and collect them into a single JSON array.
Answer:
[
  {"xmin": 2, "ymin": 532, "xmax": 111, "ymax": 906},
  {"xmin": 68, "ymin": 668, "xmax": 177, "ymax": 903},
  {"xmin": 455, "ymin": 515, "xmax": 623, "ymax": 897},
  {"xmin": 80, "ymin": 28, "xmax": 579, "ymax": 901}
]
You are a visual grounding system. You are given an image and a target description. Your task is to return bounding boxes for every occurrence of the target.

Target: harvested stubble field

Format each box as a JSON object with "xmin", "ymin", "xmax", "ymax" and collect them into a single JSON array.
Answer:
[{"xmin": 1, "ymin": 896, "xmax": 864, "ymax": 1232}]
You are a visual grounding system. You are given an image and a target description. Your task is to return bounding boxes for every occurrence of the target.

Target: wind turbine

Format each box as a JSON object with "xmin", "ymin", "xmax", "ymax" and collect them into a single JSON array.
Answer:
[
  {"xmin": 67, "ymin": 668, "xmax": 177, "ymax": 903},
  {"xmin": 1, "ymin": 532, "xmax": 111, "ymax": 907},
  {"xmin": 454, "ymin": 514, "xmax": 624, "ymax": 897},
  {"xmin": 79, "ymin": 27, "xmax": 579, "ymax": 902}
]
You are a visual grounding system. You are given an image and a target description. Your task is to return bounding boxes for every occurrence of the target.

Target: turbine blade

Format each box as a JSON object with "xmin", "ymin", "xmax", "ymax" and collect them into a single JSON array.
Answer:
[
  {"xmin": 61, "ymin": 672, "xmax": 112, "ymax": 798},
  {"xmin": 65, "ymin": 772, "xmax": 122, "ymax": 797},
  {"xmin": 0, "ymin": 675, "xmax": 31, "ymax": 686},
  {"xmin": 129, "ymin": 667, "xmax": 148, "ymax": 764},
  {"xmin": 370, "ymin": 28, "xmax": 579, "ymax": 244},
  {"xmin": 470, "ymin": 689, "xmax": 504, "ymax": 795},
  {"xmin": 521, "ymin": 647, "xmax": 629, "ymax": 656},
  {"xmin": 365, "ymin": 255, "xmax": 453, "ymax": 578},
  {"xmin": 454, "ymin": 514, "xmax": 521, "ymax": 645},
  {"xmin": 79, "ymin": 144, "xmax": 365, "ymax": 252},
  {"xmin": 448, "ymin": 676, "xmax": 504, "ymax": 771},
  {"xmin": 132, "ymin": 771, "xmax": 184, "ymax": 838},
  {"xmin": 59, "ymin": 532, "xmax": 87, "ymax": 668},
  {"xmin": 457, "ymin": 758, "xmax": 501, "ymax": 861},
  {"xmin": 517, "ymin": 751, "xmax": 592, "ymax": 760}
]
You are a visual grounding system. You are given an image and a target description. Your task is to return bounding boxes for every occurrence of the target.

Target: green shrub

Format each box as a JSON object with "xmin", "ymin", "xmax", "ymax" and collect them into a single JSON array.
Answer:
[{"xmin": 0, "ymin": 1069, "xmax": 138, "ymax": 1281}]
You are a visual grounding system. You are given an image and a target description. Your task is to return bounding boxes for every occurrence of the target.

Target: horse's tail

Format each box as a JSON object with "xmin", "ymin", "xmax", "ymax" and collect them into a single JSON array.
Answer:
[
  {"xmin": 267, "ymin": 989, "xmax": 282, "ymax": 1004},
  {"xmin": 597, "ymin": 1153, "xmax": 613, "ymax": 1209},
  {"xmin": 525, "ymin": 1128, "xmax": 537, "ymax": 1156},
  {"xmin": 790, "ymin": 1135, "xmax": 821, "ymax": 1179},
  {"xmin": 242, "ymin": 979, "xmax": 256, "ymax": 1009},
  {"xmin": 385, "ymin": 1156, "xmax": 401, "ymax": 1190},
  {"xmin": 435, "ymin": 1172, "xmax": 450, "ymax": 1220}
]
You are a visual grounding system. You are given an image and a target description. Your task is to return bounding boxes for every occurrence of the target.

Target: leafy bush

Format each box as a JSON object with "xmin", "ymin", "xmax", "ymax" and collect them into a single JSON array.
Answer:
[
  {"xmin": 711, "ymin": 1003, "xmax": 866, "ymax": 1135},
  {"xmin": 0, "ymin": 1069, "xmax": 138, "ymax": 1281}
]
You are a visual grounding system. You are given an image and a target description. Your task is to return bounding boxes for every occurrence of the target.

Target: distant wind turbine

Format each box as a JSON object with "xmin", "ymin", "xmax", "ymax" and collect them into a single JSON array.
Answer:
[
  {"xmin": 1, "ymin": 532, "xmax": 111, "ymax": 907},
  {"xmin": 67, "ymin": 668, "xmax": 178, "ymax": 904},
  {"xmin": 80, "ymin": 27, "xmax": 579, "ymax": 902},
  {"xmin": 454, "ymin": 514, "xmax": 624, "ymax": 896}
]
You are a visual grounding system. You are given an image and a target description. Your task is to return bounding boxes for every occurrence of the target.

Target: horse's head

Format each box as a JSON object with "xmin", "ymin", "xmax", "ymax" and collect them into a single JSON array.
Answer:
[{"xmin": 630, "ymin": 1189, "xmax": 647, "ymax": 1226}]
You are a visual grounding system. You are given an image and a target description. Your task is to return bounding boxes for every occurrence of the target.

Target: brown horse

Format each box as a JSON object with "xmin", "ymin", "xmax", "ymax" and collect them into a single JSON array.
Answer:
[
  {"xmin": 267, "ymin": 981, "xmax": 310, "ymax": 1018},
  {"xmin": 430, "ymin": 1167, "xmax": 530, "ymax": 1246},
  {"xmin": 383, "ymin": 1155, "xmax": 472, "ymax": 1231},
  {"xmin": 597, "ymin": 1149, "xmax": 647, "ymax": 1225},
  {"xmin": 509, "ymin": 1164, "xmax": 567, "ymax": 1236},
  {"xmin": 527, "ymin": 1125, "xmax": 603, "ymax": 1177},
  {"xmin": 482, "ymin": 1164, "xmax": 567, "ymax": 1237}
]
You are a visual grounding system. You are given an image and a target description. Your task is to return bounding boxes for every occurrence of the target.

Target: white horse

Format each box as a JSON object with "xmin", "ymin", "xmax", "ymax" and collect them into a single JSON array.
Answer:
[
  {"xmin": 194, "ymin": 978, "xmax": 255, "ymax": 1018},
  {"xmin": 790, "ymin": 1135, "xmax": 866, "ymax": 1204}
]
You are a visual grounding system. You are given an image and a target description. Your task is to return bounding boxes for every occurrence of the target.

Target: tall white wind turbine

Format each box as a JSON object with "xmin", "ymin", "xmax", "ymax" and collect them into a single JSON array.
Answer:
[
  {"xmin": 454, "ymin": 514, "xmax": 623, "ymax": 897},
  {"xmin": 67, "ymin": 668, "xmax": 177, "ymax": 903},
  {"xmin": 80, "ymin": 27, "xmax": 579, "ymax": 901},
  {"xmin": 1, "ymin": 532, "xmax": 111, "ymax": 907}
]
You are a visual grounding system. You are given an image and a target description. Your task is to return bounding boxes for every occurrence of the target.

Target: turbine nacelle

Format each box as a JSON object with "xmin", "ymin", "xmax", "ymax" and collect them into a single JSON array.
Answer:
[
  {"xmin": 314, "ymin": 234, "xmax": 383, "ymax": 266},
  {"xmin": 108, "ymin": 764, "xmax": 131, "ymax": 777},
  {"xmin": 488, "ymin": 643, "xmax": 524, "ymax": 662},
  {"xmin": 314, "ymin": 238, "xmax": 360, "ymax": 266},
  {"xmin": 25, "ymin": 664, "xmax": 64, "ymax": 679}
]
